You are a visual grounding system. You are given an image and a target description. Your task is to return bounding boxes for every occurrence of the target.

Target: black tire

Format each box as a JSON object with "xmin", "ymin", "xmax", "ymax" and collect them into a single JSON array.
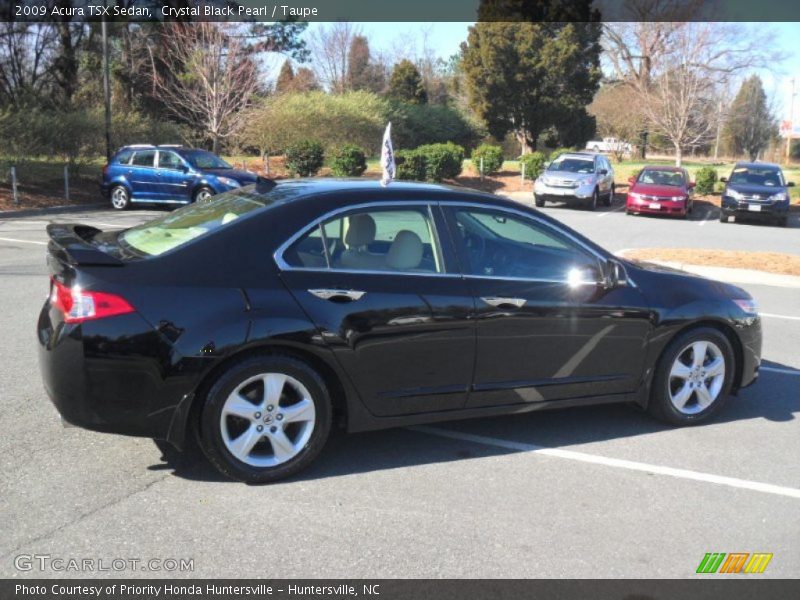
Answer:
[
  {"xmin": 777, "ymin": 215, "xmax": 788, "ymax": 227},
  {"xmin": 193, "ymin": 186, "xmax": 215, "ymax": 203},
  {"xmin": 587, "ymin": 188, "xmax": 598, "ymax": 211},
  {"xmin": 719, "ymin": 213, "xmax": 729, "ymax": 223},
  {"xmin": 647, "ymin": 327, "xmax": 735, "ymax": 426},
  {"xmin": 198, "ymin": 355, "xmax": 332, "ymax": 483},
  {"xmin": 109, "ymin": 185, "xmax": 130, "ymax": 210},
  {"xmin": 603, "ymin": 184, "xmax": 613, "ymax": 207},
  {"xmin": 534, "ymin": 194, "xmax": 545, "ymax": 208}
]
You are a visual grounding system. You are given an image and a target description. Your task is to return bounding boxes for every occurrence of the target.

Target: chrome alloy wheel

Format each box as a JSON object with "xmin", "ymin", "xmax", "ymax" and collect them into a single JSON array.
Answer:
[
  {"xmin": 111, "ymin": 187, "xmax": 128, "ymax": 209},
  {"xmin": 220, "ymin": 373, "xmax": 316, "ymax": 467},
  {"xmin": 195, "ymin": 189, "xmax": 212, "ymax": 202},
  {"xmin": 668, "ymin": 340, "xmax": 726, "ymax": 415}
]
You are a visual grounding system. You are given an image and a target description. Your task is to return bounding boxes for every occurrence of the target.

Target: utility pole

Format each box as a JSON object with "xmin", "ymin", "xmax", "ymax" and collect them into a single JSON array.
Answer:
[
  {"xmin": 787, "ymin": 77, "xmax": 796, "ymax": 163},
  {"xmin": 713, "ymin": 99, "xmax": 723, "ymax": 161},
  {"xmin": 102, "ymin": 17, "xmax": 112, "ymax": 161}
]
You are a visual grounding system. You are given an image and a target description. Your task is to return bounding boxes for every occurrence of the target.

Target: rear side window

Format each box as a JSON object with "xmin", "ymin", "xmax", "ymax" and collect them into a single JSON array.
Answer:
[
  {"xmin": 282, "ymin": 206, "xmax": 443, "ymax": 274},
  {"xmin": 131, "ymin": 150, "xmax": 156, "ymax": 167},
  {"xmin": 114, "ymin": 150, "xmax": 133, "ymax": 165}
]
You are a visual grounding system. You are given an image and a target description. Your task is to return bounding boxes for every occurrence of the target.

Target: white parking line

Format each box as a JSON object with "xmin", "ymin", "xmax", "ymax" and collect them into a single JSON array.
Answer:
[
  {"xmin": 0, "ymin": 237, "xmax": 46, "ymax": 246},
  {"xmin": 698, "ymin": 208, "xmax": 715, "ymax": 226},
  {"xmin": 761, "ymin": 366, "xmax": 800, "ymax": 376},
  {"xmin": 761, "ymin": 312, "xmax": 800, "ymax": 322},
  {"xmin": 411, "ymin": 425, "xmax": 800, "ymax": 499},
  {"xmin": 597, "ymin": 205, "xmax": 625, "ymax": 218}
]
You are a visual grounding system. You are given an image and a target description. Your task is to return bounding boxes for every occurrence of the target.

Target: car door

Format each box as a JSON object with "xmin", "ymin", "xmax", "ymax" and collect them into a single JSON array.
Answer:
[
  {"xmin": 127, "ymin": 150, "xmax": 158, "ymax": 200},
  {"xmin": 276, "ymin": 202, "xmax": 476, "ymax": 417},
  {"xmin": 155, "ymin": 150, "xmax": 193, "ymax": 202},
  {"xmin": 442, "ymin": 203, "xmax": 653, "ymax": 408},
  {"xmin": 598, "ymin": 156, "xmax": 612, "ymax": 195}
]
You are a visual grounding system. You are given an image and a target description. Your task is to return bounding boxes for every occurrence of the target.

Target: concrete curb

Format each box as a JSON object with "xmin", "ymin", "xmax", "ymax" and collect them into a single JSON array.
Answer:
[
  {"xmin": 0, "ymin": 203, "xmax": 106, "ymax": 220},
  {"xmin": 616, "ymin": 256, "xmax": 800, "ymax": 289}
]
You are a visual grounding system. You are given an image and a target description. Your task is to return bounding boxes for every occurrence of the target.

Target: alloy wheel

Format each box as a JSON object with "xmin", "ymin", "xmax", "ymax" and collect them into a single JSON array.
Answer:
[
  {"xmin": 195, "ymin": 189, "xmax": 212, "ymax": 202},
  {"xmin": 111, "ymin": 187, "xmax": 128, "ymax": 209},
  {"xmin": 667, "ymin": 340, "xmax": 726, "ymax": 415},
  {"xmin": 219, "ymin": 372, "xmax": 316, "ymax": 467}
]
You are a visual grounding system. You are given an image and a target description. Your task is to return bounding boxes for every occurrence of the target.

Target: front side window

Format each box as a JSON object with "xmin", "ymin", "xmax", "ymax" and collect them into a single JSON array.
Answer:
[
  {"xmin": 283, "ymin": 206, "xmax": 443, "ymax": 274},
  {"xmin": 158, "ymin": 151, "xmax": 184, "ymax": 170},
  {"xmin": 452, "ymin": 208, "xmax": 599, "ymax": 281},
  {"xmin": 131, "ymin": 150, "xmax": 156, "ymax": 168},
  {"xmin": 185, "ymin": 150, "xmax": 231, "ymax": 170}
]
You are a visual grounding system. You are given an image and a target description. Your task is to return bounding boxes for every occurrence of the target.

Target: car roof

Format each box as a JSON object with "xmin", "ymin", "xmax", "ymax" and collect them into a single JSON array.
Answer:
[
  {"xmin": 733, "ymin": 161, "xmax": 781, "ymax": 170},
  {"xmin": 556, "ymin": 152, "xmax": 596, "ymax": 159},
  {"xmin": 640, "ymin": 166, "xmax": 685, "ymax": 172},
  {"xmin": 265, "ymin": 177, "xmax": 498, "ymax": 200}
]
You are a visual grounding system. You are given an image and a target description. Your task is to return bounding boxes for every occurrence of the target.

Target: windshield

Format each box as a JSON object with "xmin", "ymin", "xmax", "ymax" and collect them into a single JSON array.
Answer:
[
  {"xmin": 185, "ymin": 150, "xmax": 231, "ymax": 170},
  {"xmin": 638, "ymin": 169, "xmax": 685, "ymax": 187},
  {"xmin": 548, "ymin": 157, "xmax": 594, "ymax": 174},
  {"xmin": 119, "ymin": 186, "xmax": 276, "ymax": 256},
  {"xmin": 728, "ymin": 167, "xmax": 784, "ymax": 187}
]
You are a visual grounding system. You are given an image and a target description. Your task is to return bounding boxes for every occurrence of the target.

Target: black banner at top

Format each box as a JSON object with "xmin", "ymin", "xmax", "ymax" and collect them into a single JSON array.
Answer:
[{"xmin": 3, "ymin": 0, "xmax": 800, "ymax": 23}]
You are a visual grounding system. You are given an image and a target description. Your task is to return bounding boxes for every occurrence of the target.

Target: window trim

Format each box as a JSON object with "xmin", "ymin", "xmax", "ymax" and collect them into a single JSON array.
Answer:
[{"xmin": 274, "ymin": 201, "xmax": 456, "ymax": 278}]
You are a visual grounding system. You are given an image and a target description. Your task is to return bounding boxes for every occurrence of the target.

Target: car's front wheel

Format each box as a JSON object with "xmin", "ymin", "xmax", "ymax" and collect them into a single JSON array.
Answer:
[
  {"xmin": 198, "ymin": 355, "xmax": 332, "ymax": 483},
  {"xmin": 534, "ymin": 194, "xmax": 545, "ymax": 208},
  {"xmin": 193, "ymin": 186, "xmax": 214, "ymax": 203},
  {"xmin": 648, "ymin": 328, "xmax": 734, "ymax": 426},
  {"xmin": 110, "ymin": 185, "xmax": 130, "ymax": 210}
]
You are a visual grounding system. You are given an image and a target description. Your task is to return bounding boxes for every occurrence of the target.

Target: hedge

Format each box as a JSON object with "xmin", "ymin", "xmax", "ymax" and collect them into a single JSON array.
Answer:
[
  {"xmin": 330, "ymin": 145, "xmax": 367, "ymax": 177},
  {"xmin": 285, "ymin": 140, "xmax": 325, "ymax": 177},
  {"xmin": 471, "ymin": 144, "xmax": 504, "ymax": 175}
]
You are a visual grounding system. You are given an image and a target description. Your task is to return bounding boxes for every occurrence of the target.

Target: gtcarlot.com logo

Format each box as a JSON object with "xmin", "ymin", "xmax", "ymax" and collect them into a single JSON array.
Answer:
[
  {"xmin": 14, "ymin": 554, "xmax": 194, "ymax": 573},
  {"xmin": 696, "ymin": 552, "xmax": 772, "ymax": 574}
]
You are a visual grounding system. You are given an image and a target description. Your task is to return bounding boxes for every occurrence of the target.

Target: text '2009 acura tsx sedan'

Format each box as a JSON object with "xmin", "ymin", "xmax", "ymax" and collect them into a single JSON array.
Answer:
[{"xmin": 38, "ymin": 179, "xmax": 762, "ymax": 483}]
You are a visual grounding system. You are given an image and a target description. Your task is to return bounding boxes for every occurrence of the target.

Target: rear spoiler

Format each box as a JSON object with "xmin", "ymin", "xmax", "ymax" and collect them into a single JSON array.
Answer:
[{"xmin": 46, "ymin": 223, "xmax": 123, "ymax": 266}]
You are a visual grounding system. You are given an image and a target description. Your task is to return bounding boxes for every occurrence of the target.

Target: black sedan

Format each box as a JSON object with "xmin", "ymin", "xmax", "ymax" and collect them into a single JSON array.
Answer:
[{"xmin": 38, "ymin": 179, "xmax": 762, "ymax": 483}]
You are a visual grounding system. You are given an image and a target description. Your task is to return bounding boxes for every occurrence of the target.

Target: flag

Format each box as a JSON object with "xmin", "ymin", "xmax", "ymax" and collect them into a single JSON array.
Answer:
[{"xmin": 380, "ymin": 122, "xmax": 395, "ymax": 186}]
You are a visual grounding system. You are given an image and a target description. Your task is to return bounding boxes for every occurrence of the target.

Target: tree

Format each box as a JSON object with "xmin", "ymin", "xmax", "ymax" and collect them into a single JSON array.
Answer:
[
  {"xmin": 149, "ymin": 23, "xmax": 258, "ymax": 153},
  {"xmin": 461, "ymin": 21, "xmax": 601, "ymax": 154},
  {"xmin": 347, "ymin": 35, "xmax": 383, "ymax": 93},
  {"xmin": 275, "ymin": 60, "xmax": 295, "ymax": 94},
  {"xmin": 388, "ymin": 59, "xmax": 427, "ymax": 104},
  {"xmin": 589, "ymin": 84, "xmax": 645, "ymax": 160},
  {"xmin": 724, "ymin": 75, "xmax": 775, "ymax": 161},
  {"xmin": 308, "ymin": 22, "xmax": 359, "ymax": 93}
]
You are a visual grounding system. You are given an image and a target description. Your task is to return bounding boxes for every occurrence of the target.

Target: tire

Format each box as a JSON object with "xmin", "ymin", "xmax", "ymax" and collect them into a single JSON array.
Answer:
[
  {"xmin": 603, "ymin": 184, "xmax": 613, "ymax": 207},
  {"xmin": 647, "ymin": 327, "xmax": 735, "ymax": 426},
  {"xmin": 776, "ymin": 215, "xmax": 788, "ymax": 227},
  {"xmin": 109, "ymin": 185, "xmax": 130, "ymax": 210},
  {"xmin": 719, "ymin": 213, "xmax": 729, "ymax": 223},
  {"xmin": 198, "ymin": 355, "xmax": 332, "ymax": 483},
  {"xmin": 193, "ymin": 186, "xmax": 214, "ymax": 203},
  {"xmin": 587, "ymin": 188, "xmax": 598, "ymax": 211},
  {"xmin": 534, "ymin": 194, "xmax": 545, "ymax": 208}
]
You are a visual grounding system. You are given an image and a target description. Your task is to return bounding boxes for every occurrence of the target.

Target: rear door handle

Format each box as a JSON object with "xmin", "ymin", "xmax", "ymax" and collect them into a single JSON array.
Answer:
[
  {"xmin": 481, "ymin": 296, "xmax": 526, "ymax": 308},
  {"xmin": 308, "ymin": 289, "xmax": 366, "ymax": 302}
]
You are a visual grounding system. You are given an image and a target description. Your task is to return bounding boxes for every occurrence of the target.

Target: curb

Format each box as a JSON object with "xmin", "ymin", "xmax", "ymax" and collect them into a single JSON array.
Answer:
[
  {"xmin": 0, "ymin": 203, "xmax": 106, "ymax": 220},
  {"xmin": 617, "ymin": 256, "xmax": 800, "ymax": 289}
]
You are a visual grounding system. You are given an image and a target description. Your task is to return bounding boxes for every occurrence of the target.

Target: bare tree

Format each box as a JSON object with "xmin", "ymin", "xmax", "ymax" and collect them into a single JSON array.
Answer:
[
  {"xmin": 0, "ymin": 23, "xmax": 58, "ymax": 106},
  {"xmin": 149, "ymin": 23, "xmax": 257, "ymax": 153},
  {"xmin": 307, "ymin": 22, "xmax": 359, "ymax": 93}
]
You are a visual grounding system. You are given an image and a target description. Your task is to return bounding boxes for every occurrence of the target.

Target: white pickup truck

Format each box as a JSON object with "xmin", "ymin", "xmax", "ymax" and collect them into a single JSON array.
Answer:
[{"xmin": 585, "ymin": 137, "xmax": 633, "ymax": 155}]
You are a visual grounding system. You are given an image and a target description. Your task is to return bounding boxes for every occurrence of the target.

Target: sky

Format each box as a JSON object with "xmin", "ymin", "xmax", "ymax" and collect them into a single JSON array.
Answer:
[{"xmin": 302, "ymin": 21, "xmax": 800, "ymax": 122}]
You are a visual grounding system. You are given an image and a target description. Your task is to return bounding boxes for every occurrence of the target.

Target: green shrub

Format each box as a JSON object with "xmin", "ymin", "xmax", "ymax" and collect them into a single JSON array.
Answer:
[
  {"xmin": 388, "ymin": 101, "xmax": 481, "ymax": 150},
  {"xmin": 395, "ymin": 149, "xmax": 427, "ymax": 181},
  {"xmin": 416, "ymin": 142, "xmax": 464, "ymax": 181},
  {"xmin": 471, "ymin": 144, "xmax": 504, "ymax": 175},
  {"xmin": 694, "ymin": 166, "xmax": 718, "ymax": 195},
  {"xmin": 330, "ymin": 144, "xmax": 367, "ymax": 177},
  {"xmin": 285, "ymin": 140, "xmax": 325, "ymax": 177},
  {"xmin": 519, "ymin": 151, "xmax": 547, "ymax": 179}
]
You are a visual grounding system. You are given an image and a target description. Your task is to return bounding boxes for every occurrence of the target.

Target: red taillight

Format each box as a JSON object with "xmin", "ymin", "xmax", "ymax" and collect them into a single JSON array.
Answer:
[
  {"xmin": 102, "ymin": 164, "xmax": 109, "ymax": 176},
  {"xmin": 50, "ymin": 277, "xmax": 134, "ymax": 323}
]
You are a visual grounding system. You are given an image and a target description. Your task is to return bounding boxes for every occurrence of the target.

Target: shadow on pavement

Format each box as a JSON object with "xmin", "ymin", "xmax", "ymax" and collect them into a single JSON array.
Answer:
[{"xmin": 152, "ymin": 358, "xmax": 799, "ymax": 484}]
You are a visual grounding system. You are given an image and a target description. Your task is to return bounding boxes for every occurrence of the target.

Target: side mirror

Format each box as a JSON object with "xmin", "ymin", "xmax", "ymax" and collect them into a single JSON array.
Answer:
[
  {"xmin": 720, "ymin": 177, "xmax": 728, "ymax": 183},
  {"xmin": 599, "ymin": 169, "xmax": 608, "ymax": 175},
  {"xmin": 604, "ymin": 260, "xmax": 628, "ymax": 289},
  {"xmin": 788, "ymin": 181, "xmax": 795, "ymax": 187},
  {"xmin": 688, "ymin": 181, "xmax": 696, "ymax": 189},
  {"xmin": 627, "ymin": 176, "xmax": 636, "ymax": 185}
]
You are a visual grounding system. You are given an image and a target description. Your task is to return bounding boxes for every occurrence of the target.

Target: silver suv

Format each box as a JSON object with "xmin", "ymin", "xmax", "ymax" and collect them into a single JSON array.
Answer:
[{"xmin": 533, "ymin": 152, "xmax": 615, "ymax": 210}]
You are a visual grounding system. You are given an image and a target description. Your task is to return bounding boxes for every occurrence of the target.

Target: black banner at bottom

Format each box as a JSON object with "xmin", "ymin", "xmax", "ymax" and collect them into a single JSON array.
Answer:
[{"xmin": 2, "ymin": 579, "xmax": 799, "ymax": 600}]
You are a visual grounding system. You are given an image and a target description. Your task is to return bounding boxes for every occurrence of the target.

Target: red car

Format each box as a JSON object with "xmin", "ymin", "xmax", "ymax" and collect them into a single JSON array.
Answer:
[{"xmin": 626, "ymin": 166, "xmax": 695, "ymax": 218}]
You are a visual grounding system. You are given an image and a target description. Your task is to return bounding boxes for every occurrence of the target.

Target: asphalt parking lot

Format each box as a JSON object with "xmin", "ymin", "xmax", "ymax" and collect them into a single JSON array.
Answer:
[{"xmin": 0, "ymin": 197, "xmax": 798, "ymax": 578}]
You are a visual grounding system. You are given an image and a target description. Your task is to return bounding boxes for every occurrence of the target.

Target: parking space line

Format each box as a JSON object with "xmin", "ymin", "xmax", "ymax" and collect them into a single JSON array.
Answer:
[
  {"xmin": 597, "ymin": 205, "xmax": 625, "ymax": 218},
  {"xmin": 698, "ymin": 208, "xmax": 715, "ymax": 226},
  {"xmin": 761, "ymin": 312, "xmax": 800, "ymax": 322},
  {"xmin": 761, "ymin": 366, "xmax": 800, "ymax": 376},
  {"xmin": 410, "ymin": 425, "xmax": 800, "ymax": 499},
  {"xmin": 0, "ymin": 237, "xmax": 47, "ymax": 245}
]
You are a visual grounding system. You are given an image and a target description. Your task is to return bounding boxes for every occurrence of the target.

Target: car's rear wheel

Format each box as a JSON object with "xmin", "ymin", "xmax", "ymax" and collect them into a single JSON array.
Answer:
[
  {"xmin": 603, "ymin": 184, "xmax": 613, "ymax": 207},
  {"xmin": 648, "ymin": 328, "xmax": 734, "ymax": 426},
  {"xmin": 534, "ymin": 194, "xmax": 545, "ymax": 208},
  {"xmin": 193, "ymin": 187, "xmax": 214, "ymax": 203},
  {"xmin": 198, "ymin": 355, "xmax": 332, "ymax": 483},
  {"xmin": 110, "ymin": 186, "xmax": 130, "ymax": 210}
]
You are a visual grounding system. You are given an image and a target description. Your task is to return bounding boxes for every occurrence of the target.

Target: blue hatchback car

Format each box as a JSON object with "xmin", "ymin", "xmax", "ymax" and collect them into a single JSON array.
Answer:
[{"xmin": 101, "ymin": 145, "xmax": 259, "ymax": 210}]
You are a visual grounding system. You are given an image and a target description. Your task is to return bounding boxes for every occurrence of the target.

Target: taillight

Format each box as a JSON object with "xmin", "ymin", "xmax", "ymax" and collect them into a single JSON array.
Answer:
[
  {"xmin": 102, "ymin": 164, "xmax": 109, "ymax": 176},
  {"xmin": 50, "ymin": 277, "xmax": 134, "ymax": 323}
]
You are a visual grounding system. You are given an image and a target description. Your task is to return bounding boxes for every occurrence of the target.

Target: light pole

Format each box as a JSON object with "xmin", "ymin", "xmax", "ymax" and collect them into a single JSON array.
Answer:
[
  {"xmin": 786, "ymin": 77, "xmax": 796, "ymax": 163},
  {"xmin": 102, "ymin": 15, "xmax": 112, "ymax": 161}
]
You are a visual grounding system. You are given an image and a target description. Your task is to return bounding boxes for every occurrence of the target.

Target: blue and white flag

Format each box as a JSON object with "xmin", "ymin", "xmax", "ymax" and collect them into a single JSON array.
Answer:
[{"xmin": 380, "ymin": 122, "xmax": 395, "ymax": 187}]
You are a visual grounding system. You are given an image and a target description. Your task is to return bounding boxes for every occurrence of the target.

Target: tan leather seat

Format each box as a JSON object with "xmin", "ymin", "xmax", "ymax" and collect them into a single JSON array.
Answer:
[
  {"xmin": 386, "ymin": 230, "xmax": 424, "ymax": 271},
  {"xmin": 337, "ymin": 214, "xmax": 385, "ymax": 270}
]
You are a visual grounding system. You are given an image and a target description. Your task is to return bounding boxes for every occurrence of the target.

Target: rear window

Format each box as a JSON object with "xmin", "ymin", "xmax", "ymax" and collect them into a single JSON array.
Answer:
[
  {"xmin": 118, "ymin": 185, "xmax": 288, "ymax": 257},
  {"xmin": 114, "ymin": 150, "xmax": 133, "ymax": 165}
]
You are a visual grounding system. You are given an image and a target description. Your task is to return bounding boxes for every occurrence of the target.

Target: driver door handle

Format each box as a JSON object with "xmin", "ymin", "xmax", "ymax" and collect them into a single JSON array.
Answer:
[
  {"xmin": 481, "ymin": 296, "xmax": 526, "ymax": 308},
  {"xmin": 308, "ymin": 289, "xmax": 366, "ymax": 302}
]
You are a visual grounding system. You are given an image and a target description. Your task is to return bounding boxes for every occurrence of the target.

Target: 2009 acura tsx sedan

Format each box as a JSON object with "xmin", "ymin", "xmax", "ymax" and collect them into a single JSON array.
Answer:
[{"xmin": 38, "ymin": 179, "xmax": 762, "ymax": 483}]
